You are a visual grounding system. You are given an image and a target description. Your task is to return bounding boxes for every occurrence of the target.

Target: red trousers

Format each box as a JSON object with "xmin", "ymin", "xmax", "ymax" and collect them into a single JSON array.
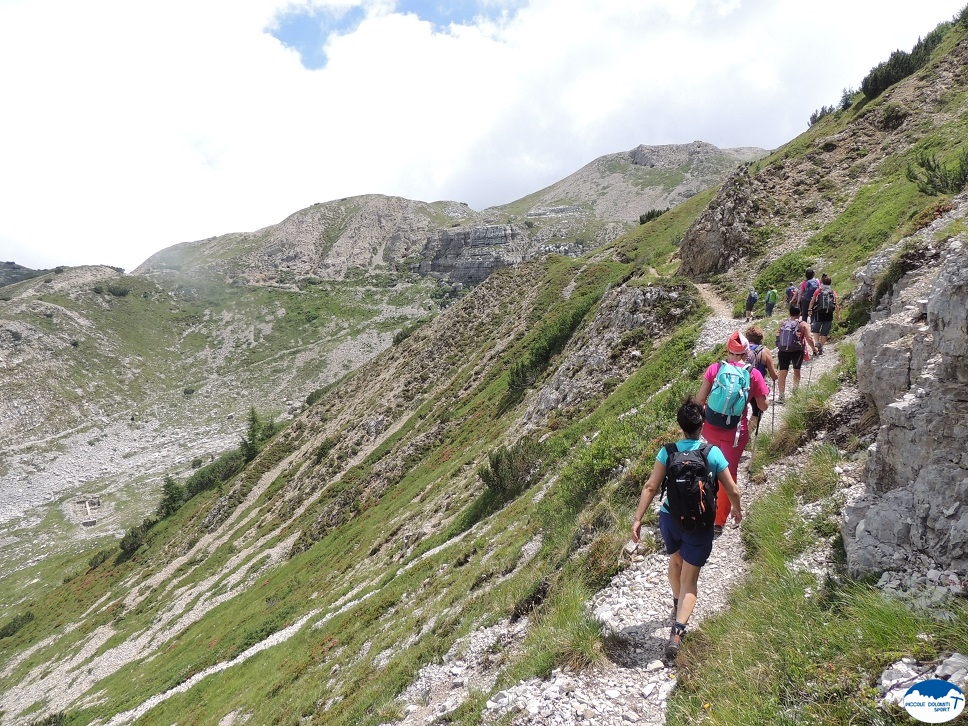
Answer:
[{"xmin": 701, "ymin": 420, "xmax": 749, "ymax": 527}]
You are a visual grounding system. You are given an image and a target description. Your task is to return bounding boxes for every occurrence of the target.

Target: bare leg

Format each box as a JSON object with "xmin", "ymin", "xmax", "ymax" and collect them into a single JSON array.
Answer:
[
  {"xmin": 674, "ymin": 558, "xmax": 702, "ymax": 626},
  {"xmin": 668, "ymin": 552, "xmax": 682, "ymax": 601},
  {"xmin": 778, "ymin": 369, "xmax": 788, "ymax": 397}
]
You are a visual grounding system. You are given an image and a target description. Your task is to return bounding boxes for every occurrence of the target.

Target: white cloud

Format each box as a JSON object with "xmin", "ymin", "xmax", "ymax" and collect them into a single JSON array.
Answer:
[{"xmin": 0, "ymin": 0, "xmax": 964, "ymax": 272}]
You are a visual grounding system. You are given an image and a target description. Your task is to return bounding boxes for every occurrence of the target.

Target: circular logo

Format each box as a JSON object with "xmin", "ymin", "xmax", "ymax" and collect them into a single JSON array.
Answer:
[{"xmin": 902, "ymin": 679, "xmax": 965, "ymax": 723}]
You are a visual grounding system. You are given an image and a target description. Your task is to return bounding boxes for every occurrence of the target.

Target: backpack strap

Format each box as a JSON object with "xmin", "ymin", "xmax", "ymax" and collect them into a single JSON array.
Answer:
[
  {"xmin": 661, "ymin": 442, "xmax": 678, "ymax": 497},
  {"xmin": 696, "ymin": 442, "xmax": 712, "ymax": 466}
]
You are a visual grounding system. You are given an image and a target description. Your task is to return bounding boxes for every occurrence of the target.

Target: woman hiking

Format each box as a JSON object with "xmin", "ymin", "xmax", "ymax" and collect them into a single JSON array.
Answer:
[
  {"xmin": 775, "ymin": 304, "xmax": 818, "ymax": 403},
  {"xmin": 631, "ymin": 395, "xmax": 743, "ymax": 663},
  {"xmin": 744, "ymin": 325, "xmax": 778, "ymax": 434},
  {"xmin": 806, "ymin": 273, "xmax": 839, "ymax": 355},
  {"xmin": 696, "ymin": 330, "xmax": 769, "ymax": 536}
]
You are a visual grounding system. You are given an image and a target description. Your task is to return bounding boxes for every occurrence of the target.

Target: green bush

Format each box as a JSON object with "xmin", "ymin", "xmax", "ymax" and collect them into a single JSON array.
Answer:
[
  {"xmin": 478, "ymin": 436, "xmax": 544, "ymax": 501},
  {"xmin": 88, "ymin": 549, "xmax": 113, "ymax": 569},
  {"xmin": 0, "ymin": 611, "xmax": 34, "ymax": 639},
  {"xmin": 185, "ymin": 450, "xmax": 246, "ymax": 496},
  {"xmin": 639, "ymin": 208, "xmax": 669, "ymax": 225},
  {"xmin": 240, "ymin": 407, "xmax": 279, "ymax": 462},
  {"xmin": 839, "ymin": 87, "xmax": 856, "ymax": 111},
  {"xmin": 906, "ymin": 149, "xmax": 968, "ymax": 195},
  {"xmin": 156, "ymin": 475, "xmax": 186, "ymax": 518},
  {"xmin": 119, "ymin": 522, "xmax": 149, "ymax": 554},
  {"xmin": 106, "ymin": 284, "xmax": 129, "ymax": 297}
]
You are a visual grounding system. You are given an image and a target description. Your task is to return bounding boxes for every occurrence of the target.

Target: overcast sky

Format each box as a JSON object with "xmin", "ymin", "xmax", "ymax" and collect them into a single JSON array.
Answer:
[{"xmin": 1, "ymin": 0, "xmax": 965, "ymax": 273}]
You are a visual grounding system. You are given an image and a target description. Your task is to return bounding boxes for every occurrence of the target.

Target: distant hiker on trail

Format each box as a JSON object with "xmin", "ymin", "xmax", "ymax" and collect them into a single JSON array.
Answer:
[
  {"xmin": 774, "ymin": 305, "xmax": 818, "ymax": 404},
  {"xmin": 744, "ymin": 325, "xmax": 778, "ymax": 434},
  {"xmin": 744, "ymin": 287, "xmax": 758, "ymax": 322},
  {"xmin": 807, "ymin": 273, "xmax": 838, "ymax": 355},
  {"xmin": 797, "ymin": 268, "xmax": 820, "ymax": 322},
  {"xmin": 764, "ymin": 286, "xmax": 779, "ymax": 317},
  {"xmin": 631, "ymin": 395, "xmax": 742, "ymax": 664},
  {"xmin": 785, "ymin": 282, "xmax": 797, "ymax": 306},
  {"xmin": 696, "ymin": 330, "xmax": 768, "ymax": 536}
]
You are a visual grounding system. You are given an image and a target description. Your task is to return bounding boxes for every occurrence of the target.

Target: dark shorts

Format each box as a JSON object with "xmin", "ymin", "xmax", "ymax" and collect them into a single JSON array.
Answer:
[
  {"xmin": 777, "ymin": 349, "xmax": 804, "ymax": 371},
  {"xmin": 659, "ymin": 510, "xmax": 714, "ymax": 567},
  {"xmin": 811, "ymin": 315, "xmax": 833, "ymax": 336}
]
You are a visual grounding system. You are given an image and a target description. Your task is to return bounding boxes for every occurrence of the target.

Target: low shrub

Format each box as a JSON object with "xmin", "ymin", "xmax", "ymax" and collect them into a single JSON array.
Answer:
[
  {"xmin": 479, "ymin": 436, "xmax": 544, "ymax": 501},
  {"xmin": 906, "ymin": 149, "xmax": 968, "ymax": 195},
  {"xmin": 0, "ymin": 611, "xmax": 34, "ymax": 639},
  {"xmin": 106, "ymin": 284, "xmax": 129, "ymax": 297},
  {"xmin": 88, "ymin": 549, "xmax": 113, "ymax": 569},
  {"xmin": 185, "ymin": 450, "xmax": 246, "ymax": 496}
]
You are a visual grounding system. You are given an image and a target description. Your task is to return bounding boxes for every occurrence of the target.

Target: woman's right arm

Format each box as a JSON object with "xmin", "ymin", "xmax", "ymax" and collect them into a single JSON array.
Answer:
[{"xmin": 632, "ymin": 462, "xmax": 665, "ymax": 542}]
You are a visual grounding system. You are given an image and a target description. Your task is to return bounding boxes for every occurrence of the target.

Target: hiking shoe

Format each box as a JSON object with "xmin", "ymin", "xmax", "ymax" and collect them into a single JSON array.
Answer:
[
  {"xmin": 777, "ymin": 394, "xmax": 785, "ymax": 405},
  {"xmin": 665, "ymin": 629, "xmax": 684, "ymax": 664},
  {"xmin": 713, "ymin": 525, "xmax": 724, "ymax": 539}
]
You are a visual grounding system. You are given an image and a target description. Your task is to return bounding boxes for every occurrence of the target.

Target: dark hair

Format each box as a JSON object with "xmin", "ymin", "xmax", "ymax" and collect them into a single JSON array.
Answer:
[
  {"xmin": 821, "ymin": 274, "xmax": 832, "ymax": 285},
  {"xmin": 677, "ymin": 395, "xmax": 704, "ymax": 436},
  {"xmin": 789, "ymin": 304, "xmax": 801, "ymax": 316},
  {"xmin": 805, "ymin": 268, "xmax": 815, "ymax": 279},
  {"xmin": 745, "ymin": 325, "xmax": 764, "ymax": 344}
]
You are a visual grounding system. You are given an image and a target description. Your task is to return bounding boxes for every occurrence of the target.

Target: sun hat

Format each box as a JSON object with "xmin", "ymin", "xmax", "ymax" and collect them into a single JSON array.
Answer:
[{"xmin": 727, "ymin": 330, "xmax": 749, "ymax": 355}]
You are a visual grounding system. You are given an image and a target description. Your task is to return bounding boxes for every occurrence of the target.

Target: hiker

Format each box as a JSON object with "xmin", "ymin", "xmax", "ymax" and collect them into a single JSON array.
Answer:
[
  {"xmin": 630, "ymin": 395, "xmax": 742, "ymax": 663},
  {"xmin": 785, "ymin": 282, "xmax": 798, "ymax": 306},
  {"xmin": 764, "ymin": 286, "xmax": 779, "ymax": 317},
  {"xmin": 774, "ymin": 305, "xmax": 818, "ymax": 403},
  {"xmin": 744, "ymin": 287, "xmax": 758, "ymax": 322},
  {"xmin": 696, "ymin": 330, "xmax": 769, "ymax": 536},
  {"xmin": 797, "ymin": 269, "xmax": 820, "ymax": 322},
  {"xmin": 744, "ymin": 325, "xmax": 778, "ymax": 434},
  {"xmin": 807, "ymin": 273, "xmax": 838, "ymax": 355}
]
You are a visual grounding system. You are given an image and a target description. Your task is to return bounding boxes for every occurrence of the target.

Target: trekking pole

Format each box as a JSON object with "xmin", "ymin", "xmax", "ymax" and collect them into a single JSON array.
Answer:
[
  {"xmin": 770, "ymin": 384, "xmax": 776, "ymax": 435},
  {"xmin": 806, "ymin": 352, "xmax": 815, "ymax": 387}
]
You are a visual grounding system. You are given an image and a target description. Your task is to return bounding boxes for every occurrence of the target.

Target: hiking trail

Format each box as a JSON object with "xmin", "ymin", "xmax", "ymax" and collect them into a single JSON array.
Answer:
[{"xmin": 392, "ymin": 287, "xmax": 844, "ymax": 726}]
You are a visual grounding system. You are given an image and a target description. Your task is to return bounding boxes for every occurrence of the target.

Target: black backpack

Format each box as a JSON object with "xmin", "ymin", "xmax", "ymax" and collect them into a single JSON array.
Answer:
[
  {"xmin": 814, "ymin": 284, "xmax": 836, "ymax": 314},
  {"xmin": 662, "ymin": 443, "xmax": 718, "ymax": 532}
]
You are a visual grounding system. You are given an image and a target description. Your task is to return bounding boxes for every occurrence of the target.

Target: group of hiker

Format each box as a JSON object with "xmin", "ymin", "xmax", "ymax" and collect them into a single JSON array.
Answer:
[{"xmin": 631, "ymin": 268, "xmax": 840, "ymax": 664}]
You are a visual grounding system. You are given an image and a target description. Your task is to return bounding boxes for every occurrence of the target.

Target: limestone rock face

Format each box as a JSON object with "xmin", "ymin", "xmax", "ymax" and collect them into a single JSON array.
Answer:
[
  {"xmin": 677, "ymin": 170, "xmax": 759, "ymax": 279},
  {"xmin": 518, "ymin": 283, "xmax": 698, "ymax": 432},
  {"xmin": 844, "ymin": 233, "xmax": 968, "ymax": 576},
  {"xmin": 417, "ymin": 225, "xmax": 524, "ymax": 285}
]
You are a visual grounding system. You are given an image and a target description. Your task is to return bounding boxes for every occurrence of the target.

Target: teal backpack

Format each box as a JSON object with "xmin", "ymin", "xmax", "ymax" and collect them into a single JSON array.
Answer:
[{"xmin": 706, "ymin": 362, "xmax": 751, "ymax": 430}]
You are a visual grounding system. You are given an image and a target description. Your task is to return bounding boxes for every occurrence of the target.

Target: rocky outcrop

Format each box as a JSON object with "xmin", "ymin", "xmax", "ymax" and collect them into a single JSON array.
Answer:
[
  {"xmin": 518, "ymin": 283, "xmax": 698, "ymax": 432},
  {"xmin": 843, "ymin": 200, "xmax": 968, "ymax": 576},
  {"xmin": 417, "ymin": 225, "xmax": 523, "ymax": 285},
  {"xmin": 677, "ymin": 168, "xmax": 761, "ymax": 279}
]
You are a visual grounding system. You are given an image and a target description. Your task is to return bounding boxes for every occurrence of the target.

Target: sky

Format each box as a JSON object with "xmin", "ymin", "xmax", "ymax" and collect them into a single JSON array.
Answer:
[{"xmin": 1, "ymin": 0, "xmax": 965, "ymax": 273}]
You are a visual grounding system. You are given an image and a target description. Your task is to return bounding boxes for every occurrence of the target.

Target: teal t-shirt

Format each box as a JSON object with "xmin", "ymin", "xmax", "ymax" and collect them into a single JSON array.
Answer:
[{"xmin": 655, "ymin": 438, "xmax": 728, "ymax": 512}]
